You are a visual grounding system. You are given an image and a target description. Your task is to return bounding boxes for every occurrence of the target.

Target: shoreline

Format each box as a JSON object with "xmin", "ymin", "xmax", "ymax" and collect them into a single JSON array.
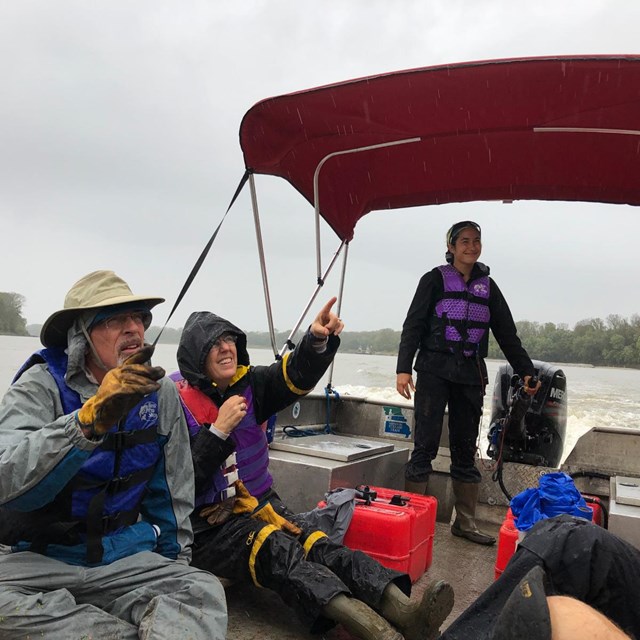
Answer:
[{"xmin": 7, "ymin": 334, "xmax": 638, "ymax": 371}]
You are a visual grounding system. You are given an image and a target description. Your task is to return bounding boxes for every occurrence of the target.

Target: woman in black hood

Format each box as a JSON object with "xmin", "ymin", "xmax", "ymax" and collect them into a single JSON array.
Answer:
[{"xmin": 172, "ymin": 297, "xmax": 454, "ymax": 640}]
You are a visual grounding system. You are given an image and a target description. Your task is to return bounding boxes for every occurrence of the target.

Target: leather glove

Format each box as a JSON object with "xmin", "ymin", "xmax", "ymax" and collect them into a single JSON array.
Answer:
[
  {"xmin": 77, "ymin": 345, "xmax": 165, "ymax": 435},
  {"xmin": 198, "ymin": 481, "xmax": 257, "ymax": 526},
  {"xmin": 199, "ymin": 497, "xmax": 236, "ymax": 526}
]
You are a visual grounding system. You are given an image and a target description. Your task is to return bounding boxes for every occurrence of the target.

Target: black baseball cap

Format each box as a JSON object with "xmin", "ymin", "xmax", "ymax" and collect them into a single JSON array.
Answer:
[{"xmin": 491, "ymin": 566, "xmax": 552, "ymax": 640}]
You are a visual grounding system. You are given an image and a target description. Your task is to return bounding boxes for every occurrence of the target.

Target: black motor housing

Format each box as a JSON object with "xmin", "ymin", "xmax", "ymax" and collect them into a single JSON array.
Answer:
[{"xmin": 487, "ymin": 360, "xmax": 567, "ymax": 467}]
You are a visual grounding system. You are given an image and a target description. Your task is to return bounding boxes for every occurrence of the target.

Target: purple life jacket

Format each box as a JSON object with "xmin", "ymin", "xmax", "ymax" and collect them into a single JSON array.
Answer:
[
  {"xmin": 175, "ymin": 379, "xmax": 273, "ymax": 506},
  {"xmin": 434, "ymin": 264, "xmax": 490, "ymax": 357}
]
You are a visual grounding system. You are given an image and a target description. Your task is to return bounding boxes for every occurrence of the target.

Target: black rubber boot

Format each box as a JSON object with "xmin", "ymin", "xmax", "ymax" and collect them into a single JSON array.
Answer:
[
  {"xmin": 404, "ymin": 479, "xmax": 429, "ymax": 495},
  {"xmin": 323, "ymin": 594, "xmax": 404, "ymax": 640},
  {"xmin": 451, "ymin": 480, "xmax": 495, "ymax": 545},
  {"xmin": 379, "ymin": 580, "xmax": 455, "ymax": 640}
]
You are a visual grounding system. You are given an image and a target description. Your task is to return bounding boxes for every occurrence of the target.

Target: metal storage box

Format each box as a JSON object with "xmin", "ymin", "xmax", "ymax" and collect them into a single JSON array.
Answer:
[{"xmin": 609, "ymin": 476, "xmax": 640, "ymax": 549}]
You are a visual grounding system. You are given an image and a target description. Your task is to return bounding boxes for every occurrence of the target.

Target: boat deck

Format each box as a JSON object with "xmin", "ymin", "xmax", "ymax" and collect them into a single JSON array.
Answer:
[{"xmin": 224, "ymin": 519, "xmax": 500, "ymax": 639}]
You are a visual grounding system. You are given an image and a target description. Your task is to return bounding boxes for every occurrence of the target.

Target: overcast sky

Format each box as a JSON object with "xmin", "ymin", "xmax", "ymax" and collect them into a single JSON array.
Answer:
[{"xmin": 1, "ymin": 1, "xmax": 639, "ymax": 335}]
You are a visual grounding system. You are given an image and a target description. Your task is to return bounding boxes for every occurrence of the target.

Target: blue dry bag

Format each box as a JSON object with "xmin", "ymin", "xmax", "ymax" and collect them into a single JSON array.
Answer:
[{"xmin": 510, "ymin": 472, "xmax": 593, "ymax": 532}]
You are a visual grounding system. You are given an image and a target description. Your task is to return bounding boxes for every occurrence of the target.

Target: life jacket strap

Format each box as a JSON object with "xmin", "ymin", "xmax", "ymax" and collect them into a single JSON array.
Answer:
[{"xmin": 100, "ymin": 425, "xmax": 158, "ymax": 451}]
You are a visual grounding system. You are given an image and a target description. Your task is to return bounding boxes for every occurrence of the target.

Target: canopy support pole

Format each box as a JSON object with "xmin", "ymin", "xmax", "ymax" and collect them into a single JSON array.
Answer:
[
  {"xmin": 312, "ymin": 137, "xmax": 421, "ymax": 280},
  {"xmin": 249, "ymin": 173, "xmax": 279, "ymax": 358},
  {"xmin": 278, "ymin": 239, "xmax": 346, "ymax": 359},
  {"xmin": 325, "ymin": 240, "xmax": 349, "ymax": 390}
]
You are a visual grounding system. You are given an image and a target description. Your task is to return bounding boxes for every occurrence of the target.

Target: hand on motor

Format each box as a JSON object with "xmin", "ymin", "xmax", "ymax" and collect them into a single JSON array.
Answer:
[
  {"xmin": 252, "ymin": 502, "xmax": 302, "ymax": 536},
  {"xmin": 310, "ymin": 296, "xmax": 344, "ymax": 339},
  {"xmin": 523, "ymin": 376, "xmax": 542, "ymax": 397},
  {"xmin": 396, "ymin": 373, "xmax": 415, "ymax": 400},
  {"xmin": 77, "ymin": 345, "xmax": 165, "ymax": 435},
  {"xmin": 214, "ymin": 395, "xmax": 248, "ymax": 435}
]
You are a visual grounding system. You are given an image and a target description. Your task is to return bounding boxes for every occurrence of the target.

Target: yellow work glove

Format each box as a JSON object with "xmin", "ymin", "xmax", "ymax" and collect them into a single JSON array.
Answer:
[
  {"xmin": 235, "ymin": 480, "xmax": 301, "ymax": 535},
  {"xmin": 77, "ymin": 345, "xmax": 165, "ymax": 435},
  {"xmin": 232, "ymin": 480, "xmax": 259, "ymax": 514},
  {"xmin": 253, "ymin": 503, "xmax": 302, "ymax": 536},
  {"xmin": 198, "ymin": 481, "xmax": 301, "ymax": 535}
]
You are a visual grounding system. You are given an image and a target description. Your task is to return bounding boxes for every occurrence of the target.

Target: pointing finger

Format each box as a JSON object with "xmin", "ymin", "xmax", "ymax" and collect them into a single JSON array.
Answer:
[{"xmin": 318, "ymin": 296, "xmax": 338, "ymax": 321}]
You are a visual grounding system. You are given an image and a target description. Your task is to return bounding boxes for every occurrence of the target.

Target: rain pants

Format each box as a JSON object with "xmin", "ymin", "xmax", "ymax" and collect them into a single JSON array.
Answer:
[
  {"xmin": 441, "ymin": 515, "xmax": 640, "ymax": 639},
  {"xmin": 176, "ymin": 312, "xmax": 410, "ymax": 631}
]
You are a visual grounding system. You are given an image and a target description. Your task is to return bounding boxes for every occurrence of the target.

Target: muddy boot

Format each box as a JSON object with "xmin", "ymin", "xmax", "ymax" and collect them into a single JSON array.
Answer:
[
  {"xmin": 379, "ymin": 581, "xmax": 454, "ymax": 640},
  {"xmin": 451, "ymin": 480, "xmax": 496, "ymax": 545},
  {"xmin": 404, "ymin": 479, "xmax": 428, "ymax": 495},
  {"xmin": 323, "ymin": 594, "xmax": 404, "ymax": 640}
]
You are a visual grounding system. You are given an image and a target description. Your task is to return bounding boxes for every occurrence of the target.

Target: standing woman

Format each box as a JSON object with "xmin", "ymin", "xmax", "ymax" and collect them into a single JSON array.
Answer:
[{"xmin": 396, "ymin": 221, "xmax": 540, "ymax": 545}]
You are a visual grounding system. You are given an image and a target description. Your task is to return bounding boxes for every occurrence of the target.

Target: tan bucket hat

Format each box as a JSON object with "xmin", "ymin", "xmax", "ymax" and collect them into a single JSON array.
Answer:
[{"xmin": 41, "ymin": 270, "xmax": 165, "ymax": 347}]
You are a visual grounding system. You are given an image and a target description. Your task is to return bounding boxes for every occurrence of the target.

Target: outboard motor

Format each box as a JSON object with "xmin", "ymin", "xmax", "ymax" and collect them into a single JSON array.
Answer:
[{"xmin": 487, "ymin": 360, "xmax": 567, "ymax": 468}]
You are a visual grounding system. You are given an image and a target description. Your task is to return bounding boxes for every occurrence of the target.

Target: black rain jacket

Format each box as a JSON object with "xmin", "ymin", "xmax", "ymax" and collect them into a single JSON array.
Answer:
[{"xmin": 176, "ymin": 312, "xmax": 340, "ymax": 497}]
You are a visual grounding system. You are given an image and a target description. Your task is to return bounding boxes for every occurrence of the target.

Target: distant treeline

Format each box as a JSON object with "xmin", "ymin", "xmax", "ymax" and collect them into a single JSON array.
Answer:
[
  {"xmin": 9, "ymin": 295, "xmax": 640, "ymax": 368},
  {"xmin": 490, "ymin": 316, "xmax": 640, "ymax": 369},
  {"xmin": 0, "ymin": 293, "xmax": 29, "ymax": 336},
  {"xmin": 237, "ymin": 317, "xmax": 640, "ymax": 369}
]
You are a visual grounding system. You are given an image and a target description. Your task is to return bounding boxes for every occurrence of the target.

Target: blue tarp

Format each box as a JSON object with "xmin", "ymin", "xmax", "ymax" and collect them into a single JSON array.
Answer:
[{"xmin": 510, "ymin": 472, "xmax": 593, "ymax": 531}]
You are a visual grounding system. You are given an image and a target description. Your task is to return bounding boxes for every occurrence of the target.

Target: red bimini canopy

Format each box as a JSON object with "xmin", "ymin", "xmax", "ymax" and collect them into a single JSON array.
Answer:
[{"xmin": 239, "ymin": 55, "xmax": 640, "ymax": 242}]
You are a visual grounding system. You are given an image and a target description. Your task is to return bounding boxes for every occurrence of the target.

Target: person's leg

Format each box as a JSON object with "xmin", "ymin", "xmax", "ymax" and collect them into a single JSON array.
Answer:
[
  {"xmin": 448, "ymin": 382, "xmax": 494, "ymax": 544},
  {"xmin": 519, "ymin": 515, "xmax": 640, "ymax": 638},
  {"xmin": 0, "ymin": 551, "xmax": 138, "ymax": 640},
  {"xmin": 261, "ymin": 492, "xmax": 454, "ymax": 638},
  {"xmin": 547, "ymin": 596, "xmax": 632, "ymax": 640},
  {"xmin": 447, "ymin": 381, "xmax": 483, "ymax": 483},
  {"xmin": 405, "ymin": 371, "xmax": 450, "ymax": 490},
  {"xmin": 308, "ymin": 536, "xmax": 453, "ymax": 640},
  {"xmin": 78, "ymin": 551, "xmax": 227, "ymax": 640},
  {"xmin": 443, "ymin": 516, "xmax": 640, "ymax": 640},
  {"xmin": 307, "ymin": 536, "xmax": 410, "ymax": 607},
  {"xmin": 192, "ymin": 515, "xmax": 351, "ymax": 632},
  {"xmin": 440, "ymin": 549, "xmax": 542, "ymax": 639}
]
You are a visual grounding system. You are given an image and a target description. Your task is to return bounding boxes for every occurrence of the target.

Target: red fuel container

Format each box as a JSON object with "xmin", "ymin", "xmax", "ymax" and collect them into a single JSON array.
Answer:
[
  {"xmin": 494, "ymin": 516, "xmax": 519, "ymax": 580},
  {"xmin": 321, "ymin": 486, "xmax": 437, "ymax": 583},
  {"xmin": 582, "ymin": 495, "xmax": 604, "ymax": 527},
  {"xmin": 495, "ymin": 494, "xmax": 604, "ymax": 580}
]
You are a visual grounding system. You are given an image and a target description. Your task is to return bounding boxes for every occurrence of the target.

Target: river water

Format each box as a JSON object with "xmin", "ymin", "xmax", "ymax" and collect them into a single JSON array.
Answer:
[{"xmin": 2, "ymin": 335, "xmax": 640, "ymax": 460}]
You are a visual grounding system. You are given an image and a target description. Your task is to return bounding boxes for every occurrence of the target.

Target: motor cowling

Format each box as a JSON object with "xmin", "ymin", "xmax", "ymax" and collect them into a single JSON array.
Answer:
[{"xmin": 487, "ymin": 360, "xmax": 567, "ymax": 467}]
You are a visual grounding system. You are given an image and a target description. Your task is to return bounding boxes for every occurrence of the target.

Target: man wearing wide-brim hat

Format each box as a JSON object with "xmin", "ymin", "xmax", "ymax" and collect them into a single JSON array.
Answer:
[{"xmin": 0, "ymin": 270, "xmax": 227, "ymax": 638}]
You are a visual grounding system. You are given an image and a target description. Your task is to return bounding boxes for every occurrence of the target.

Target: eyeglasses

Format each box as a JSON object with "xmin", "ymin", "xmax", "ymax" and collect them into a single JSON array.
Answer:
[
  {"xmin": 101, "ymin": 312, "xmax": 151, "ymax": 331},
  {"xmin": 211, "ymin": 334, "xmax": 238, "ymax": 350}
]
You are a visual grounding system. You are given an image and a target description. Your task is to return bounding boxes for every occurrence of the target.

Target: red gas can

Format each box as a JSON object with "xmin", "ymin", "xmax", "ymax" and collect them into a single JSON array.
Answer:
[
  {"xmin": 494, "ymin": 516, "xmax": 519, "ymax": 580},
  {"xmin": 321, "ymin": 486, "xmax": 437, "ymax": 583},
  {"xmin": 495, "ymin": 494, "xmax": 605, "ymax": 580},
  {"xmin": 582, "ymin": 495, "xmax": 604, "ymax": 527}
]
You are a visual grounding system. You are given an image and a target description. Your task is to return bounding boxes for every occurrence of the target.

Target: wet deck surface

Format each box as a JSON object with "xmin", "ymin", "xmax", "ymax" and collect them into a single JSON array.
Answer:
[{"xmin": 225, "ymin": 519, "xmax": 500, "ymax": 639}]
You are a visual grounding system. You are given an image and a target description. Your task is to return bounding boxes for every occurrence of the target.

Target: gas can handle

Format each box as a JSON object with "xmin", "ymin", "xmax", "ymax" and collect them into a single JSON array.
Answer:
[{"xmin": 355, "ymin": 485, "xmax": 378, "ymax": 505}]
